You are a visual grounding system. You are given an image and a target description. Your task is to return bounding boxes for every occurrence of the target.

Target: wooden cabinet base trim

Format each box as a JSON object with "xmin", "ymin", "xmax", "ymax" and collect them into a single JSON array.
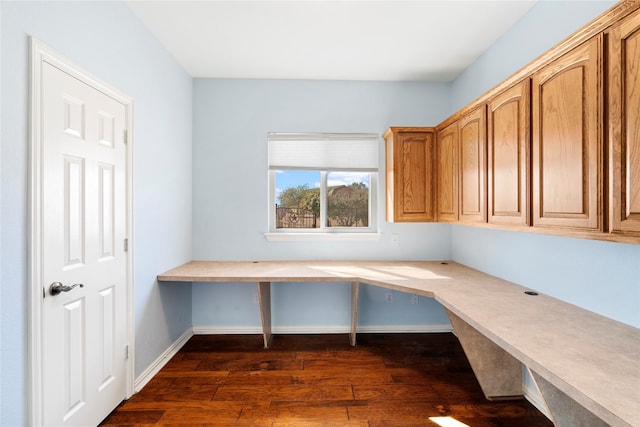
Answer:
[{"xmin": 452, "ymin": 221, "xmax": 640, "ymax": 244}]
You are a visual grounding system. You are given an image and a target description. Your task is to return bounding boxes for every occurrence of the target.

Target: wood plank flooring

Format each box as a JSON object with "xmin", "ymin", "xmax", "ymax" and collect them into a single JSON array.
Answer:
[{"xmin": 100, "ymin": 333, "xmax": 553, "ymax": 426}]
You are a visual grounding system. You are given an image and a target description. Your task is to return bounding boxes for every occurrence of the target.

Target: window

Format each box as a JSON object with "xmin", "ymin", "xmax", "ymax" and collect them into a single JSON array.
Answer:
[{"xmin": 267, "ymin": 133, "xmax": 380, "ymax": 239}]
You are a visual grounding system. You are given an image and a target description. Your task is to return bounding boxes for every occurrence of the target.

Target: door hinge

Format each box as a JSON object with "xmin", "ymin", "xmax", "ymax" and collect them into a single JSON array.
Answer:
[
  {"xmin": 125, "ymin": 345, "xmax": 129, "ymax": 359},
  {"xmin": 124, "ymin": 129, "xmax": 128, "ymax": 144},
  {"xmin": 124, "ymin": 238, "xmax": 129, "ymax": 252}
]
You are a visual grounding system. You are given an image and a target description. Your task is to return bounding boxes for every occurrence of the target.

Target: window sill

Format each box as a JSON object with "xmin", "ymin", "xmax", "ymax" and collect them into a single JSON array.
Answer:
[{"xmin": 264, "ymin": 232, "xmax": 382, "ymax": 242}]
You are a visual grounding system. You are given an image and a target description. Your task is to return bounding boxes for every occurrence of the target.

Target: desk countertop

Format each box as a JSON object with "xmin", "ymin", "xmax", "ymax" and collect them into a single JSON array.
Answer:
[{"xmin": 158, "ymin": 260, "xmax": 640, "ymax": 427}]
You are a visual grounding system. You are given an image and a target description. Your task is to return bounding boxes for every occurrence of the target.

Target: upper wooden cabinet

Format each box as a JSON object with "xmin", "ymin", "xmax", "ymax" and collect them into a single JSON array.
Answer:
[
  {"xmin": 531, "ymin": 36, "xmax": 603, "ymax": 232},
  {"xmin": 384, "ymin": 127, "xmax": 435, "ymax": 222},
  {"xmin": 384, "ymin": 2, "xmax": 639, "ymax": 243},
  {"xmin": 458, "ymin": 106, "xmax": 487, "ymax": 224},
  {"xmin": 487, "ymin": 80, "xmax": 531, "ymax": 226},
  {"xmin": 436, "ymin": 122, "xmax": 459, "ymax": 222},
  {"xmin": 607, "ymin": 8, "xmax": 640, "ymax": 237}
]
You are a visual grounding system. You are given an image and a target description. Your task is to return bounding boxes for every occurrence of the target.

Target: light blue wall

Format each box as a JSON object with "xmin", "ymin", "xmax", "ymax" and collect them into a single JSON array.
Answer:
[
  {"xmin": 0, "ymin": 2, "xmax": 192, "ymax": 425},
  {"xmin": 452, "ymin": 227, "xmax": 640, "ymax": 327},
  {"xmin": 451, "ymin": 0, "xmax": 617, "ymax": 112},
  {"xmin": 192, "ymin": 78, "xmax": 452, "ymax": 330},
  {"xmin": 449, "ymin": 0, "xmax": 640, "ymax": 329}
]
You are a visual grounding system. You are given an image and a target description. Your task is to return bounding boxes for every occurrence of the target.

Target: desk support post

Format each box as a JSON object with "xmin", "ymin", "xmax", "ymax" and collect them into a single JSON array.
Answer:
[
  {"xmin": 445, "ymin": 308, "xmax": 523, "ymax": 400},
  {"xmin": 257, "ymin": 281, "xmax": 272, "ymax": 348},
  {"xmin": 528, "ymin": 368, "xmax": 608, "ymax": 427},
  {"xmin": 350, "ymin": 282, "xmax": 359, "ymax": 346}
]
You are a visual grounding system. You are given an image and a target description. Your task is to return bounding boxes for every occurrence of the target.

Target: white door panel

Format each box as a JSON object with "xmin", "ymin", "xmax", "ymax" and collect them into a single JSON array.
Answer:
[{"xmin": 41, "ymin": 61, "xmax": 128, "ymax": 427}]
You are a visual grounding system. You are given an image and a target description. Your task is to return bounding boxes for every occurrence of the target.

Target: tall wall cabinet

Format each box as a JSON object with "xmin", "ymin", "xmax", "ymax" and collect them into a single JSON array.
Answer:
[
  {"xmin": 384, "ymin": 128, "xmax": 435, "ymax": 222},
  {"xmin": 532, "ymin": 36, "xmax": 603, "ymax": 232},
  {"xmin": 487, "ymin": 80, "xmax": 530, "ymax": 226},
  {"xmin": 607, "ymin": 8, "xmax": 640, "ymax": 237},
  {"xmin": 435, "ymin": 123, "xmax": 459, "ymax": 222},
  {"xmin": 458, "ymin": 106, "xmax": 487, "ymax": 224},
  {"xmin": 435, "ymin": 107, "xmax": 487, "ymax": 224}
]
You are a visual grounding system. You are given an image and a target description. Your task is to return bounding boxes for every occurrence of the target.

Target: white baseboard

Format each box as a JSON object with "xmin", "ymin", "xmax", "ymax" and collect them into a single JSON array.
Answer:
[
  {"xmin": 193, "ymin": 325, "xmax": 263, "ymax": 335},
  {"xmin": 357, "ymin": 324, "xmax": 453, "ymax": 333},
  {"xmin": 193, "ymin": 324, "xmax": 453, "ymax": 335},
  {"xmin": 134, "ymin": 327, "xmax": 194, "ymax": 392}
]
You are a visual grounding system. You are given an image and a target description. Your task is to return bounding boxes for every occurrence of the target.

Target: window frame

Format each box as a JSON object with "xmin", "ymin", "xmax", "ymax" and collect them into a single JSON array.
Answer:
[{"xmin": 265, "ymin": 133, "xmax": 381, "ymax": 241}]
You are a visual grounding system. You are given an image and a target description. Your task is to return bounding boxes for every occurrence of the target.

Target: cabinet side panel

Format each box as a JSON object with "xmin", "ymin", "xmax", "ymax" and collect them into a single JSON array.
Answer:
[
  {"xmin": 437, "ymin": 126, "xmax": 459, "ymax": 222},
  {"xmin": 608, "ymin": 9, "xmax": 640, "ymax": 236},
  {"xmin": 624, "ymin": 27, "xmax": 640, "ymax": 222},
  {"xmin": 385, "ymin": 132, "xmax": 396, "ymax": 222}
]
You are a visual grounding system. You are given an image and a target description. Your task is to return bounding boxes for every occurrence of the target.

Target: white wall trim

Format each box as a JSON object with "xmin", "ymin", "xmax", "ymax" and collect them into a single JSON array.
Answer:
[
  {"xmin": 193, "ymin": 325, "xmax": 264, "ymax": 335},
  {"xmin": 193, "ymin": 324, "xmax": 453, "ymax": 335},
  {"xmin": 28, "ymin": 38, "xmax": 135, "ymax": 425},
  {"xmin": 134, "ymin": 327, "xmax": 194, "ymax": 392},
  {"xmin": 356, "ymin": 324, "xmax": 453, "ymax": 333}
]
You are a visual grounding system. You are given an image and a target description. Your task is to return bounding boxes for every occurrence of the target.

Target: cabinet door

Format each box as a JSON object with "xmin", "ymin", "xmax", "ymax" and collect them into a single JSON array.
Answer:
[
  {"xmin": 532, "ymin": 36, "xmax": 602, "ymax": 231},
  {"xmin": 608, "ymin": 9, "xmax": 640, "ymax": 237},
  {"xmin": 458, "ymin": 106, "xmax": 487, "ymax": 223},
  {"xmin": 436, "ymin": 122, "xmax": 459, "ymax": 222},
  {"xmin": 384, "ymin": 129, "xmax": 435, "ymax": 222},
  {"xmin": 487, "ymin": 80, "xmax": 531, "ymax": 226}
]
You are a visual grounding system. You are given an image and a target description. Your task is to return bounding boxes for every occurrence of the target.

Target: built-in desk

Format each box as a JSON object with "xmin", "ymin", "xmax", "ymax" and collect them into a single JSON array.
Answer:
[{"xmin": 158, "ymin": 260, "xmax": 640, "ymax": 427}]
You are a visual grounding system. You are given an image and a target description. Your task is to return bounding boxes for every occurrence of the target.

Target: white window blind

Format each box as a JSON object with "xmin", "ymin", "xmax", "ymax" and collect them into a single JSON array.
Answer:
[{"xmin": 268, "ymin": 133, "xmax": 379, "ymax": 171}]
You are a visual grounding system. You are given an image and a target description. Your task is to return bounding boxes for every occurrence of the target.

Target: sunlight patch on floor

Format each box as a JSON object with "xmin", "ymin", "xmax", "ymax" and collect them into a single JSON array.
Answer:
[{"xmin": 429, "ymin": 416, "xmax": 470, "ymax": 427}]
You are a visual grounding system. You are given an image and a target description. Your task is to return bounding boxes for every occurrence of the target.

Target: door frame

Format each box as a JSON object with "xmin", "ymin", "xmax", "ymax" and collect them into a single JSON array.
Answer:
[{"xmin": 28, "ymin": 38, "xmax": 135, "ymax": 425}]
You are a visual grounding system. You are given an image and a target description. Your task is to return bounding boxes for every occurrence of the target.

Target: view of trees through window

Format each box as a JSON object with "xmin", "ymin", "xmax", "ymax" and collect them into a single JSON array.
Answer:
[{"xmin": 275, "ymin": 171, "xmax": 369, "ymax": 229}]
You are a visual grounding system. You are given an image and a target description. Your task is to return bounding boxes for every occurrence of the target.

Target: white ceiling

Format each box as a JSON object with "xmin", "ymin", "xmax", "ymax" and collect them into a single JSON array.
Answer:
[{"xmin": 126, "ymin": 0, "xmax": 538, "ymax": 82}]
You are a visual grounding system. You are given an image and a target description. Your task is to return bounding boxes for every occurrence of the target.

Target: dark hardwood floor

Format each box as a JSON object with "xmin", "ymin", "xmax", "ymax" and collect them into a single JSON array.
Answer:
[{"xmin": 100, "ymin": 333, "xmax": 552, "ymax": 426}]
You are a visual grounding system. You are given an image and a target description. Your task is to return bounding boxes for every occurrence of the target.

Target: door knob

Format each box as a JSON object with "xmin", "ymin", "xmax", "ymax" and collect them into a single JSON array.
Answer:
[{"xmin": 49, "ymin": 282, "xmax": 84, "ymax": 296}]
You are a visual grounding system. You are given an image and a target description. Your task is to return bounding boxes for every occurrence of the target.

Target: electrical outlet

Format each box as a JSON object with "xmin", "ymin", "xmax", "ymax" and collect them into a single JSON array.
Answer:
[
  {"xmin": 391, "ymin": 233, "xmax": 399, "ymax": 246},
  {"xmin": 253, "ymin": 293, "xmax": 259, "ymax": 304},
  {"xmin": 411, "ymin": 294, "xmax": 419, "ymax": 305},
  {"xmin": 385, "ymin": 292, "xmax": 393, "ymax": 303}
]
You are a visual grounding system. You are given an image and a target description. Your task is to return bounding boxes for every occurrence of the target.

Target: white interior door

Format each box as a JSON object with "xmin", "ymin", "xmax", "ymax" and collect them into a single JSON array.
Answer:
[{"xmin": 38, "ymin": 58, "xmax": 130, "ymax": 426}]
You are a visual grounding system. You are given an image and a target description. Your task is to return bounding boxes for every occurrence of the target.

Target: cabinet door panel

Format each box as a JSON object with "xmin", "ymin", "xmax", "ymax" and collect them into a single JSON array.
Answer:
[
  {"xmin": 532, "ymin": 36, "xmax": 602, "ymax": 231},
  {"xmin": 487, "ymin": 80, "xmax": 530, "ymax": 225},
  {"xmin": 609, "ymin": 9, "xmax": 640, "ymax": 236},
  {"xmin": 384, "ymin": 128, "xmax": 435, "ymax": 222},
  {"xmin": 436, "ymin": 123, "xmax": 459, "ymax": 222},
  {"xmin": 540, "ymin": 68, "xmax": 585, "ymax": 214},
  {"xmin": 401, "ymin": 134, "xmax": 429, "ymax": 215},
  {"xmin": 458, "ymin": 106, "xmax": 487, "ymax": 223}
]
